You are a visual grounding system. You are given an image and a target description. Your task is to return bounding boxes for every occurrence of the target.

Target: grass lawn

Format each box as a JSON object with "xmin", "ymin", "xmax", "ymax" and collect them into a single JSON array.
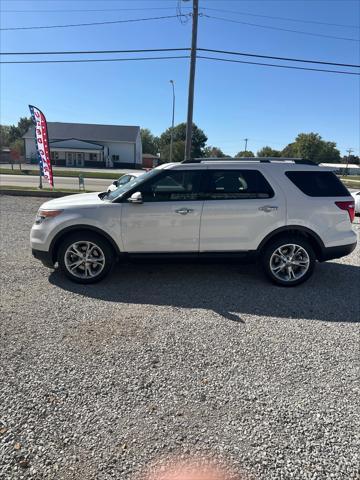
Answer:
[
  {"xmin": 339, "ymin": 176, "xmax": 360, "ymax": 189},
  {"xmin": 0, "ymin": 167, "xmax": 123, "ymax": 180},
  {"xmin": 342, "ymin": 181, "xmax": 360, "ymax": 189},
  {"xmin": 340, "ymin": 175, "xmax": 360, "ymax": 182}
]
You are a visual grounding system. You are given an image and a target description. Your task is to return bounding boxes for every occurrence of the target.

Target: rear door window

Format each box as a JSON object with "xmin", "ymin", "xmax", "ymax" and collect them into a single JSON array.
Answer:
[
  {"xmin": 204, "ymin": 170, "xmax": 274, "ymax": 200},
  {"xmin": 285, "ymin": 171, "xmax": 350, "ymax": 197}
]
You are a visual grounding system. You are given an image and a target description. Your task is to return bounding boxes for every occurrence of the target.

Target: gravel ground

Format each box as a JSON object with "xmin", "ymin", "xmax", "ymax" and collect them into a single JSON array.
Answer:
[{"xmin": 0, "ymin": 195, "xmax": 359, "ymax": 480}]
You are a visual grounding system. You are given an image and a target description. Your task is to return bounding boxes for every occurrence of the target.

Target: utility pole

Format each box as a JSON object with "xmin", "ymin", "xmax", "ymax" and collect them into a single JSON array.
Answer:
[
  {"xmin": 169, "ymin": 80, "xmax": 175, "ymax": 163},
  {"xmin": 244, "ymin": 138, "xmax": 248, "ymax": 152},
  {"xmin": 184, "ymin": 0, "xmax": 199, "ymax": 161},
  {"xmin": 345, "ymin": 148, "xmax": 353, "ymax": 176}
]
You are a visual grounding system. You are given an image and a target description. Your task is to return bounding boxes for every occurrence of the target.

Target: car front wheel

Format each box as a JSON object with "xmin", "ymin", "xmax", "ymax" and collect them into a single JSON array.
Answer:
[
  {"xmin": 58, "ymin": 233, "xmax": 114, "ymax": 284},
  {"xmin": 262, "ymin": 236, "xmax": 316, "ymax": 287}
]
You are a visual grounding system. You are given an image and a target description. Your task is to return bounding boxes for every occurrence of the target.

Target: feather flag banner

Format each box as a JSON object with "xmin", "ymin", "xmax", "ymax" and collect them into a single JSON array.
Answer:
[{"xmin": 29, "ymin": 105, "xmax": 54, "ymax": 188}]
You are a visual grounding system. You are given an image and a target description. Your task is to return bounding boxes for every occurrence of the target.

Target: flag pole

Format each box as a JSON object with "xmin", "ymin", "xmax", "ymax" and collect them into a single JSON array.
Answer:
[{"xmin": 39, "ymin": 165, "xmax": 43, "ymax": 189}]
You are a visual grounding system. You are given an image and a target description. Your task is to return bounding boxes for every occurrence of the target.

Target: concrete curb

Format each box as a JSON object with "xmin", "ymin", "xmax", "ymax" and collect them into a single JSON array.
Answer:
[{"xmin": 0, "ymin": 188, "xmax": 78, "ymax": 198}]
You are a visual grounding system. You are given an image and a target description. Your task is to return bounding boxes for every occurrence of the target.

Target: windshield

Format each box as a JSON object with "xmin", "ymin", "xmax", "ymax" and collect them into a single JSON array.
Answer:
[{"xmin": 106, "ymin": 170, "xmax": 157, "ymax": 201}]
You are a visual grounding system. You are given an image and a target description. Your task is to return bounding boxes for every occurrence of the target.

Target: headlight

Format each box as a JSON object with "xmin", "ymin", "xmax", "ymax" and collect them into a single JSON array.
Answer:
[{"xmin": 35, "ymin": 209, "xmax": 63, "ymax": 224}]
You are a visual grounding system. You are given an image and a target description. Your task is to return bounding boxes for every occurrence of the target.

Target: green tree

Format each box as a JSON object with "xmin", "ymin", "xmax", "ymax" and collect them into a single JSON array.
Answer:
[
  {"xmin": 235, "ymin": 150, "xmax": 255, "ymax": 157},
  {"xmin": 257, "ymin": 146, "xmax": 281, "ymax": 157},
  {"xmin": 7, "ymin": 117, "xmax": 33, "ymax": 144},
  {"xmin": 159, "ymin": 140, "xmax": 185, "ymax": 163},
  {"xmin": 140, "ymin": 128, "xmax": 159, "ymax": 155},
  {"xmin": 0, "ymin": 125, "xmax": 11, "ymax": 148},
  {"xmin": 281, "ymin": 142, "xmax": 297, "ymax": 158},
  {"xmin": 10, "ymin": 138, "xmax": 25, "ymax": 156},
  {"xmin": 203, "ymin": 146, "xmax": 228, "ymax": 158},
  {"xmin": 281, "ymin": 133, "xmax": 341, "ymax": 163},
  {"xmin": 17, "ymin": 117, "xmax": 33, "ymax": 136},
  {"xmin": 159, "ymin": 123, "xmax": 207, "ymax": 161}
]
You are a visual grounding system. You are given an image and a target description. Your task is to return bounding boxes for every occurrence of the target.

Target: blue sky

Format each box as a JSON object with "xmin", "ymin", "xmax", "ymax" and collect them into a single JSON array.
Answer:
[{"xmin": 1, "ymin": 0, "xmax": 359, "ymax": 156}]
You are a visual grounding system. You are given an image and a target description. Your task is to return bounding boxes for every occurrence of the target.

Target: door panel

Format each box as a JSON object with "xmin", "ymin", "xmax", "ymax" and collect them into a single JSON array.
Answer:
[
  {"xmin": 121, "ymin": 201, "xmax": 203, "ymax": 252},
  {"xmin": 120, "ymin": 169, "xmax": 204, "ymax": 252},
  {"xmin": 200, "ymin": 198, "xmax": 285, "ymax": 251},
  {"xmin": 199, "ymin": 169, "xmax": 286, "ymax": 251}
]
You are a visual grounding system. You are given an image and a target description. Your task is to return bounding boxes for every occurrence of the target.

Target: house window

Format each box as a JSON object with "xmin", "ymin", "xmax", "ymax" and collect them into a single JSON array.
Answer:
[
  {"xmin": 51, "ymin": 152, "xmax": 59, "ymax": 160},
  {"xmin": 112, "ymin": 155, "xmax": 120, "ymax": 162},
  {"xmin": 89, "ymin": 153, "xmax": 98, "ymax": 161}
]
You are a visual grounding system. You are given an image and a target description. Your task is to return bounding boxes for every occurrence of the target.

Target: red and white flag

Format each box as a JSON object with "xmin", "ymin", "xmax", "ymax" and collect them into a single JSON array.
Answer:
[{"xmin": 29, "ymin": 105, "xmax": 54, "ymax": 188}]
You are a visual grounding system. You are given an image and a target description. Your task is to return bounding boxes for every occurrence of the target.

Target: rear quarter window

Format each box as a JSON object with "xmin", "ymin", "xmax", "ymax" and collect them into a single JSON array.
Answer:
[{"xmin": 285, "ymin": 171, "xmax": 350, "ymax": 197}]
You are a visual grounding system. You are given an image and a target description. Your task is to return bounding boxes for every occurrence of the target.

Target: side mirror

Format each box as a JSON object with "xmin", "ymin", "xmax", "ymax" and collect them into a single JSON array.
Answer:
[
  {"xmin": 113, "ymin": 180, "xmax": 119, "ymax": 187},
  {"xmin": 128, "ymin": 191, "xmax": 143, "ymax": 204}
]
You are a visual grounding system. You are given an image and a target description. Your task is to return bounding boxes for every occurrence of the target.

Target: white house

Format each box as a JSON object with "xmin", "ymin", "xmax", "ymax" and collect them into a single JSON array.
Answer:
[{"xmin": 23, "ymin": 122, "xmax": 142, "ymax": 168}]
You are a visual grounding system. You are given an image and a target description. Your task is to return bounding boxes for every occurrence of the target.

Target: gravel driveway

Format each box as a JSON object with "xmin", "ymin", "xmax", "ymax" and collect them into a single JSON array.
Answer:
[{"xmin": 1, "ymin": 195, "xmax": 359, "ymax": 480}]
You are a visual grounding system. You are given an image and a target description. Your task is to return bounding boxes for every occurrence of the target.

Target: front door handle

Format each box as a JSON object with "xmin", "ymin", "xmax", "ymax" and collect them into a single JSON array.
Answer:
[
  {"xmin": 175, "ymin": 208, "xmax": 193, "ymax": 215},
  {"xmin": 259, "ymin": 205, "xmax": 278, "ymax": 212}
]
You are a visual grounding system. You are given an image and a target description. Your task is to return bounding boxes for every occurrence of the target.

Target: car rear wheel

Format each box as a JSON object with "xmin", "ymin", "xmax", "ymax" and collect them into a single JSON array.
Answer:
[
  {"xmin": 261, "ymin": 236, "xmax": 316, "ymax": 286},
  {"xmin": 58, "ymin": 233, "xmax": 114, "ymax": 284}
]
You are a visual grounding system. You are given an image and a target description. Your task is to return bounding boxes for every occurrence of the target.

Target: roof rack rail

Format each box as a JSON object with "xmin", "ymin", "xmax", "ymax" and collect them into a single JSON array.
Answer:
[{"xmin": 182, "ymin": 157, "xmax": 316, "ymax": 166}]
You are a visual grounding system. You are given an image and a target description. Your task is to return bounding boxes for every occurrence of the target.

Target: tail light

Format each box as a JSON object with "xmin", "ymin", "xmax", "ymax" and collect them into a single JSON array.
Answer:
[{"xmin": 335, "ymin": 200, "xmax": 355, "ymax": 223}]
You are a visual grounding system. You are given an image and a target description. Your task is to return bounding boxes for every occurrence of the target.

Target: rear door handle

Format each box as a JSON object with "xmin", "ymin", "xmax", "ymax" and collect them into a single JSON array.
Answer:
[
  {"xmin": 259, "ymin": 205, "xmax": 278, "ymax": 212},
  {"xmin": 175, "ymin": 208, "xmax": 193, "ymax": 215}
]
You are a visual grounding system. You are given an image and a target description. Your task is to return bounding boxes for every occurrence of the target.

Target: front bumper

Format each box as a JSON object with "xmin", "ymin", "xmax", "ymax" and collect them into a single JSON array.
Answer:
[
  {"xmin": 32, "ymin": 249, "xmax": 54, "ymax": 268},
  {"xmin": 320, "ymin": 241, "xmax": 357, "ymax": 261}
]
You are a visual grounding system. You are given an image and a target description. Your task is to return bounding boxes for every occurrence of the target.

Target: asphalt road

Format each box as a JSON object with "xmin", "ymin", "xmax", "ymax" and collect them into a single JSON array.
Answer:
[
  {"xmin": 0, "ymin": 195, "xmax": 359, "ymax": 480},
  {"xmin": 0, "ymin": 174, "xmax": 112, "ymax": 192},
  {"xmin": 0, "ymin": 163, "xmax": 139, "ymax": 174}
]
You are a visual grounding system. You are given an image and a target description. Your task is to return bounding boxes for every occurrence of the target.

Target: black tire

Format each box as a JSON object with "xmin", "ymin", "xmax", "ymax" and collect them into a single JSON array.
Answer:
[
  {"xmin": 57, "ymin": 232, "xmax": 114, "ymax": 284},
  {"xmin": 261, "ymin": 236, "xmax": 316, "ymax": 287}
]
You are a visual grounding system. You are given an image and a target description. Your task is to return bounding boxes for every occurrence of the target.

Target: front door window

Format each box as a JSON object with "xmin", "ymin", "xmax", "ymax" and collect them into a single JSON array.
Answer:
[
  {"xmin": 76, "ymin": 153, "xmax": 84, "ymax": 167},
  {"xmin": 66, "ymin": 152, "xmax": 74, "ymax": 166},
  {"xmin": 139, "ymin": 170, "xmax": 203, "ymax": 202},
  {"xmin": 66, "ymin": 152, "xmax": 84, "ymax": 167}
]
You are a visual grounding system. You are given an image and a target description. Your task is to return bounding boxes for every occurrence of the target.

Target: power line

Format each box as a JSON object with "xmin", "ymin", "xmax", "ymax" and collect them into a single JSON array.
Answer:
[
  {"xmin": 3, "ymin": 4, "xmax": 358, "ymax": 31},
  {"xmin": 0, "ymin": 54, "xmax": 358, "ymax": 75},
  {"xmin": 0, "ymin": 55, "xmax": 190, "ymax": 65},
  {"xmin": 1, "ymin": 10, "xmax": 358, "ymax": 43},
  {"xmin": 197, "ymin": 55, "xmax": 359, "ymax": 75},
  {"xmin": 202, "ymin": 7, "xmax": 360, "ymax": 29},
  {"xmin": 204, "ymin": 15, "xmax": 360, "ymax": 42},
  {"xmin": 198, "ymin": 48, "xmax": 360, "ymax": 68},
  {"xmin": 0, "ymin": 14, "xmax": 188, "ymax": 31},
  {"xmin": 1, "ymin": 47, "xmax": 358, "ymax": 69},
  {"xmin": 0, "ymin": 48, "xmax": 190, "ymax": 56},
  {"xmin": 1, "ymin": 7, "xmax": 181, "ymax": 13}
]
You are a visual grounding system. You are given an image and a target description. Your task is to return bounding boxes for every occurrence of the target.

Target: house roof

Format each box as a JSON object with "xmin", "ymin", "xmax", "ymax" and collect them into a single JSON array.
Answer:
[
  {"xmin": 23, "ymin": 122, "xmax": 140, "ymax": 143},
  {"xmin": 50, "ymin": 139, "xmax": 104, "ymax": 150},
  {"xmin": 142, "ymin": 153, "xmax": 159, "ymax": 159}
]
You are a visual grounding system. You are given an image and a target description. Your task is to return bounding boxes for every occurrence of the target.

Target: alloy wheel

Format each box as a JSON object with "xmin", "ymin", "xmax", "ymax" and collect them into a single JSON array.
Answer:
[
  {"xmin": 64, "ymin": 241, "xmax": 105, "ymax": 279},
  {"xmin": 270, "ymin": 243, "xmax": 310, "ymax": 282}
]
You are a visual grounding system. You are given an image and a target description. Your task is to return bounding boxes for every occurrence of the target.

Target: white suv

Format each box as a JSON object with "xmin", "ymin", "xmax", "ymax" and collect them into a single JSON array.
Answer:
[{"xmin": 30, "ymin": 159, "xmax": 357, "ymax": 286}]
